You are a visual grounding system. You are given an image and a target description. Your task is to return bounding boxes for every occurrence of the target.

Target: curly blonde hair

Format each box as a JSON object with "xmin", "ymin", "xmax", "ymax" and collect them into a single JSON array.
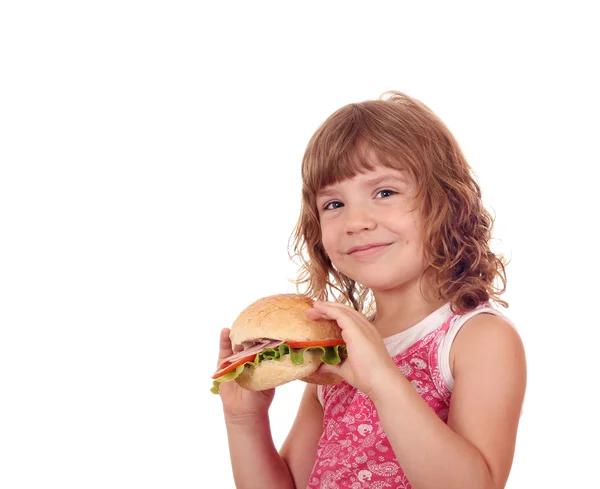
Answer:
[{"xmin": 289, "ymin": 91, "xmax": 507, "ymax": 314}]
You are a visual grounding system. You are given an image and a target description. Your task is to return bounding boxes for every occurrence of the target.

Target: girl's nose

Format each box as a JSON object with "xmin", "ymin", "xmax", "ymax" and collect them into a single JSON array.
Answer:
[{"xmin": 344, "ymin": 206, "xmax": 376, "ymax": 234}]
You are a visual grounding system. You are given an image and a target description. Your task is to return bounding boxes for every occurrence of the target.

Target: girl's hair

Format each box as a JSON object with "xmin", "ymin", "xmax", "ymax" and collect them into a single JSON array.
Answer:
[{"xmin": 289, "ymin": 91, "xmax": 507, "ymax": 314}]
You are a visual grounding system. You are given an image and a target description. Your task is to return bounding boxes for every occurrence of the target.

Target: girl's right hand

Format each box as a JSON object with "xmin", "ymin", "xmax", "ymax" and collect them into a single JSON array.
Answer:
[{"xmin": 216, "ymin": 328, "xmax": 275, "ymax": 422}]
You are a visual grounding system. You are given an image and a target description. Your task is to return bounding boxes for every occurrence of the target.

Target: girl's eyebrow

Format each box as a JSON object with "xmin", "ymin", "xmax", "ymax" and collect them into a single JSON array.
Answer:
[
  {"xmin": 364, "ymin": 173, "xmax": 408, "ymax": 188},
  {"xmin": 316, "ymin": 187, "xmax": 337, "ymax": 199},
  {"xmin": 365, "ymin": 175, "xmax": 394, "ymax": 187},
  {"xmin": 316, "ymin": 172, "xmax": 408, "ymax": 199}
]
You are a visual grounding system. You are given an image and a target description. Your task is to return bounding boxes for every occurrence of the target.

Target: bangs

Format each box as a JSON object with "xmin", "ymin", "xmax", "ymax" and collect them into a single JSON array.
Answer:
[{"xmin": 301, "ymin": 103, "xmax": 412, "ymax": 200}]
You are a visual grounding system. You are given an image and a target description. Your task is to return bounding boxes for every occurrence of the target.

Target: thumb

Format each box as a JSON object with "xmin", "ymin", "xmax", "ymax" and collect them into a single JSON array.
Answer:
[
  {"xmin": 316, "ymin": 361, "xmax": 346, "ymax": 383},
  {"xmin": 217, "ymin": 328, "xmax": 233, "ymax": 366}
]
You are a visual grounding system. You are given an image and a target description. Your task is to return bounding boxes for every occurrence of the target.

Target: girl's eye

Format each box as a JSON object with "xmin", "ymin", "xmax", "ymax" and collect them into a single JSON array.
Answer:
[
  {"xmin": 375, "ymin": 189, "xmax": 396, "ymax": 199},
  {"xmin": 323, "ymin": 200, "xmax": 344, "ymax": 210}
]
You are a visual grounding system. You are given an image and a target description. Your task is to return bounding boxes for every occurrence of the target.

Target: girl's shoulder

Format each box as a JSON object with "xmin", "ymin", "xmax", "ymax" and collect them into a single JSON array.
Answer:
[{"xmin": 449, "ymin": 310, "xmax": 524, "ymax": 380}]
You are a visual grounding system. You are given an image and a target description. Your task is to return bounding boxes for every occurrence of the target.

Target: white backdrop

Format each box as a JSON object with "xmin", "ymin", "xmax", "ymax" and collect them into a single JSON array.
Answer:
[{"xmin": 1, "ymin": 1, "xmax": 598, "ymax": 488}]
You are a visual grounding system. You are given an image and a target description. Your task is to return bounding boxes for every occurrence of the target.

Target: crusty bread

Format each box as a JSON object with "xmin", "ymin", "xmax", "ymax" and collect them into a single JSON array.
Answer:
[
  {"xmin": 230, "ymin": 294, "xmax": 344, "ymax": 391},
  {"xmin": 235, "ymin": 350, "xmax": 323, "ymax": 391},
  {"xmin": 229, "ymin": 294, "xmax": 342, "ymax": 350},
  {"xmin": 301, "ymin": 370, "xmax": 344, "ymax": 386}
]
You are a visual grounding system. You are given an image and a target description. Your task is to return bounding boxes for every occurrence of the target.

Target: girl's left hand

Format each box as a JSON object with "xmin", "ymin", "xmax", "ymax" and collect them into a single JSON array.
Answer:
[{"xmin": 307, "ymin": 300, "xmax": 400, "ymax": 401}]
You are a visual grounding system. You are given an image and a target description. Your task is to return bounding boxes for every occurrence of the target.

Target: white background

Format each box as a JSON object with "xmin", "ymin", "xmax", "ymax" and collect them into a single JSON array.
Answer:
[{"xmin": 1, "ymin": 1, "xmax": 598, "ymax": 488}]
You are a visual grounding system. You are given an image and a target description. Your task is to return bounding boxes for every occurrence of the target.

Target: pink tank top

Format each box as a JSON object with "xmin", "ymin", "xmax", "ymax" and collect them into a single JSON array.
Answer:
[{"xmin": 307, "ymin": 312, "xmax": 458, "ymax": 489}]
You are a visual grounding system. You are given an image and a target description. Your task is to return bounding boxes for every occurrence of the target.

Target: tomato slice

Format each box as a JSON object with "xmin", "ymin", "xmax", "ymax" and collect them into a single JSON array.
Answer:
[
  {"xmin": 211, "ymin": 340, "xmax": 345, "ymax": 379},
  {"xmin": 286, "ymin": 339, "xmax": 346, "ymax": 348},
  {"xmin": 212, "ymin": 353, "xmax": 257, "ymax": 379}
]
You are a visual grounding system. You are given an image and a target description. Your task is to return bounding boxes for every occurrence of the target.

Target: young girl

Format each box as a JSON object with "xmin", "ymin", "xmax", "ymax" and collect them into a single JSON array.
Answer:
[{"xmin": 216, "ymin": 91, "xmax": 527, "ymax": 489}]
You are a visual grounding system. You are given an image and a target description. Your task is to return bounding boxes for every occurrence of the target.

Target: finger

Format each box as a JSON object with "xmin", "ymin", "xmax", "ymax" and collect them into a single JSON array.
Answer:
[
  {"xmin": 217, "ymin": 328, "xmax": 234, "ymax": 366},
  {"xmin": 312, "ymin": 301, "xmax": 358, "ymax": 327},
  {"xmin": 318, "ymin": 361, "xmax": 346, "ymax": 381},
  {"xmin": 313, "ymin": 300, "xmax": 360, "ymax": 317},
  {"xmin": 313, "ymin": 300, "xmax": 355, "ymax": 312},
  {"xmin": 306, "ymin": 308, "xmax": 325, "ymax": 321}
]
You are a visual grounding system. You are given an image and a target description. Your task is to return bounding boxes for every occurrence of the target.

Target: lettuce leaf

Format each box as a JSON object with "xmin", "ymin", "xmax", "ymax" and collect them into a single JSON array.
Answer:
[{"xmin": 210, "ymin": 344, "xmax": 347, "ymax": 394}]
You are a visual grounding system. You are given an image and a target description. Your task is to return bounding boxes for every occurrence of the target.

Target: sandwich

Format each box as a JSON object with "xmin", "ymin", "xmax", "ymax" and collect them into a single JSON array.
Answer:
[{"xmin": 211, "ymin": 294, "xmax": 346, "ymax": 393}]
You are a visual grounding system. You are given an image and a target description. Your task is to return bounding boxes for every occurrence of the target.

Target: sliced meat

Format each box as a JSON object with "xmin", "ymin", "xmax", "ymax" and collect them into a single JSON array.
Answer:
[
  {"xmin": 219, "ymin": 339, "xmax": 284, "ymax": 368},
  {"xmin": 233, "ymin": 338, "xmax": 272, "ymax": 354}
]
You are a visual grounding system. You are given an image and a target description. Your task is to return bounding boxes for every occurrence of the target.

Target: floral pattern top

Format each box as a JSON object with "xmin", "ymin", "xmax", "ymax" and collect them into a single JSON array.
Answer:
[{"xmin": 306, "ymin": 311, "xmax": 460, "ymax": 489}]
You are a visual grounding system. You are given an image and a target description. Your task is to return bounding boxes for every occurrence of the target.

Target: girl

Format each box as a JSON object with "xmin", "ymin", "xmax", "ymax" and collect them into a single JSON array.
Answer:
[{"xmin": 216, "ymin": 91, "xmax": 527, "ymax": 489}]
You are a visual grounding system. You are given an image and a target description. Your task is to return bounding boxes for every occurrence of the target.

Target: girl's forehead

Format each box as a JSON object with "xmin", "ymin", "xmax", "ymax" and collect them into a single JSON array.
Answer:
[{"xmin": 303, "ymin": 138, "xmax": 413, "ymax": 197}]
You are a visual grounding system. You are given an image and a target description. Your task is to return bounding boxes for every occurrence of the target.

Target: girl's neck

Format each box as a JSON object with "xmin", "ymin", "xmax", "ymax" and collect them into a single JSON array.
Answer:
[{"xmin": 371, "ymin": 282, "xmax": 447, "ymax": 338}]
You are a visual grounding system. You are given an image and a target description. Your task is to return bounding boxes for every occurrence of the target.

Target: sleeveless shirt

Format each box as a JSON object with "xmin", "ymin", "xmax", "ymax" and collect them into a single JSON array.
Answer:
[{"xmin": 306, "ymin": 302, "xmax": 505, "ymax": 489}]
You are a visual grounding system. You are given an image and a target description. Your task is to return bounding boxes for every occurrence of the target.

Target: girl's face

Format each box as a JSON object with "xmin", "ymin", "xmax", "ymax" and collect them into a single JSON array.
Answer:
[{"xmin": 316, "ymin": 165, "xmax": 428, "ymax": 294}]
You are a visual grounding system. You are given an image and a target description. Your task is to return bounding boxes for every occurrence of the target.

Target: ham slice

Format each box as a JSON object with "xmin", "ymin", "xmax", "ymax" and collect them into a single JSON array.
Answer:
[{"xmin": 218, "ymin": 339, "xmax": 284, "ymax": 368}]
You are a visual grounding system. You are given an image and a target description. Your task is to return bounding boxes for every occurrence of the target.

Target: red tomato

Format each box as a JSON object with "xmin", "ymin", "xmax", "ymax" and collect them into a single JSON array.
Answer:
[
  {"xmin": 212, "ymin": 354, "xmax": 257, "ymax": 379},
  {"xmin": 285, "ymin": 339, "xmax": 346, "ymax": 348}
]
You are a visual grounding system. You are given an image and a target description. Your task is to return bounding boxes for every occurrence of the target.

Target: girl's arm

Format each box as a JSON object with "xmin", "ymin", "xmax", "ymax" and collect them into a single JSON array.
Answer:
[
  {"xmin": 371, "ymin": 314, "xmax": 526, "ymax": 489},
  {"xmin": 224, "ymin": 411, "xmax": 294, "ymax": 489},
  {"xmin": 279, "ymin": 383, "xmax": 324, "ymax": 489},
  {"xmin": 225, "ymin": 383, "xmax": 323, "ymax": 489},
  {"xmin": 216, "ymin": 324, "xmax": 293, "ymax": 489}
]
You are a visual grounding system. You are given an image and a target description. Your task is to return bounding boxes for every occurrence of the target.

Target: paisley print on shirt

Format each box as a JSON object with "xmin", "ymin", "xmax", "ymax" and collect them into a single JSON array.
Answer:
[{"xmin": 307, "ymin": 314, "xmax": 459, "ymax": 489}]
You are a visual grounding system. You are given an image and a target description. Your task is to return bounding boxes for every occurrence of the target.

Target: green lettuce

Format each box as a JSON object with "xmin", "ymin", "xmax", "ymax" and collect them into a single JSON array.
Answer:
[{"xmin": 211, "ymin": 344, "xmax": 347, "ymax": 394}]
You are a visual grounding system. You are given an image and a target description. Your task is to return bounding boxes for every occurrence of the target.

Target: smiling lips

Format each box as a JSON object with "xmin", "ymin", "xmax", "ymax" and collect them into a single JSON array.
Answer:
[{"xmin": 347, "ymin": 242, "xmax": 392, "ymax": 257}]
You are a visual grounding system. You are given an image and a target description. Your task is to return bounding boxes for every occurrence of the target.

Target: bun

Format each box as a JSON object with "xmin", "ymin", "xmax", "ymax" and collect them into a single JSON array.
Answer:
[
  {"xmin": 229, "ymin": 294, "xmax": 343, "ymax": 391},
  {"xmin": 235, "ymin": 351, "xmax": 323, "ymax": 391},
  {"xmin": 229, "ymin": 294, "xmax": 342, "ymax": 351},
  {"xmin": 301, "ymin": 370, "xmax": 344, "ymax": 386}
]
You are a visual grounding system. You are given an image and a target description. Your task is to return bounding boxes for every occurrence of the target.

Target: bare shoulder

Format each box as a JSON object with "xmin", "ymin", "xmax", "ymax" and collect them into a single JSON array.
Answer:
[{"xmin": 450, "ymin": 312, "xmax": 526, "ymax": 376}]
